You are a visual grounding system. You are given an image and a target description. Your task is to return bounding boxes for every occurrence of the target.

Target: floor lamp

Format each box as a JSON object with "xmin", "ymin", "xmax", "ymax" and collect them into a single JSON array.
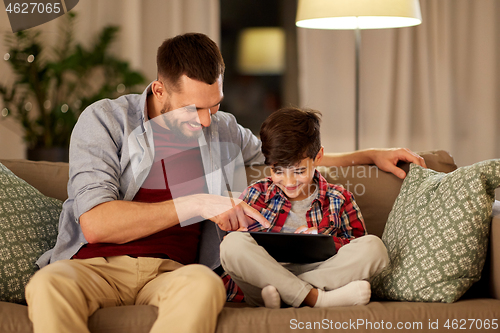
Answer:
[{"xmin": 296, "ymin": 0, "xmax": 422, "ymax": 150}]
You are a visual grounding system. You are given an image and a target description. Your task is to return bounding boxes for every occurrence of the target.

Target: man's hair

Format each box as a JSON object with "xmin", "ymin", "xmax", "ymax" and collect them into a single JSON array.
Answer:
[
  {"xmin": 260, "ymin": 107, "xmax": 322, "ymax": 167},
  {"xmin": 157, "ymin": 33, "xmax": 225, "ymax": 91}
]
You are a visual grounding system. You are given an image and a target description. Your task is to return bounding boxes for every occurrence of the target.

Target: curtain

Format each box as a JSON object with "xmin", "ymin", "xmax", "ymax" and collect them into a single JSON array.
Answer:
[
  {"xmin": 298, "ymin": 0, "xmax": 500, "ymax": 169},
  {"xmin": 0, "ymin": 0, "xmax": 220, "ymax": 158}
]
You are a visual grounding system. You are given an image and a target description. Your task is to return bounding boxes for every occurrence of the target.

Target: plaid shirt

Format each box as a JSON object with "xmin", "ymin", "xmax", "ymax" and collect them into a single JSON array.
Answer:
[
  {"xmin": 242, "ymin": 169, "xmax": 367, "ymax": 250},
  {"xmin": 223, "ymin": 169, "xmax": 367, "ymax": 302}
]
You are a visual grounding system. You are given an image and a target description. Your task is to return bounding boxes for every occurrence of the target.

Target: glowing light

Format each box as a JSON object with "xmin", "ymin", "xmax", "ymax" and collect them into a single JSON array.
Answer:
[
  {"xmin": 296, "ymin": 16, "xmax": 421, "ymax": 29},
  {"xmin": 117, "ymin": 84, "xmax": 126, "ymax": 93},
  {"xmin": 1, "ymin": 108, "xmax": 8, "ymax": 117},
  {"xmin": 27, "ymin": 55, "xmax": 35, "ymax": 63},
  {"xmin": 296, "ymin": 0, "xmax": 422, "ymax": 30},
  {"xmin": 61, "ymin": 104, "xmax": 69, "ymax": 113},
  {"xmin": 25, "ymin": 102, "xmax": 32, "ymax": 111},
  {"xmin": 3, "ymin": 53, "xmax": 10, "ymax": 61}
]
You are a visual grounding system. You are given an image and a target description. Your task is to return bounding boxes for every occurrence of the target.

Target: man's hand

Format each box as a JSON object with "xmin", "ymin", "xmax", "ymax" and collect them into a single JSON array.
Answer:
[
  {"xmin": 194, "ymin": 194, "xmax": 270, "ymax": 231},
  {"xmin": 321, "ymin": 148, "xmax": 426, "ymax": 179},
  {"xmin": 370, "ymin": 148, "xmax": 427, "ymax": 179}
]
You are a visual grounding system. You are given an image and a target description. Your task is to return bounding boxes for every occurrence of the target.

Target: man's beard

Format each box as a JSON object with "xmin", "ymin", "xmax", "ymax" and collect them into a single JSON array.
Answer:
[
  {"xmin": 165, "ymin": 118, "xmax": 201, "ymax": 141},
  {"xmin": 160, "ymin": 101, "xmax": 169, "ymax": 115},
  {"xmin": 159, "ymin": 104, "xmax": 202, "ymax": 142}
]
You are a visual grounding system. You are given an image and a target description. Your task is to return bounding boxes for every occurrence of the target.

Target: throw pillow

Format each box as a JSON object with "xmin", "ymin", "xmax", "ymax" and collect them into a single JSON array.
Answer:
[
  {"xmin": 372, "ymin": 160, "xmax": 500, "ymax": 303},
  {"xmin": 0, "ymin": 162, "xmax": 62, "ymax": 304}
]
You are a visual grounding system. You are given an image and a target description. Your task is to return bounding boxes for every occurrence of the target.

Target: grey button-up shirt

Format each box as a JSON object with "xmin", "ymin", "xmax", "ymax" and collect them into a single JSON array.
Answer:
[{"xmin": 37, "ymin": 83, "xmax": 264, "ymax": 270}]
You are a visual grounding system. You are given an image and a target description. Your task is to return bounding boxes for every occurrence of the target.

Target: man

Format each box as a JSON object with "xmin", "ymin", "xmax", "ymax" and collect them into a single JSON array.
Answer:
[{"xmin": 25, "ymin": 33, "xmax": 426, "ymax": 333}]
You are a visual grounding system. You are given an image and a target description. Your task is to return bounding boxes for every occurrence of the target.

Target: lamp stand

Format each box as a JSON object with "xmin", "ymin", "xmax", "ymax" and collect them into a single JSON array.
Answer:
[{"xmin": 354, "ymin": 27, "xmax": 361, "ymax": 151}]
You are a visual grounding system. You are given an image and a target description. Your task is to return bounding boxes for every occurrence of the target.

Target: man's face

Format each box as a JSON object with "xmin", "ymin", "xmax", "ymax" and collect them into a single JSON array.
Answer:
[
  {"xmin": 270, "ymin": 157, "xmax": 318, "ymax": 201},
  {"xmin": 159, "ymin": 75, "xmax": 223, "ymax": 140}
]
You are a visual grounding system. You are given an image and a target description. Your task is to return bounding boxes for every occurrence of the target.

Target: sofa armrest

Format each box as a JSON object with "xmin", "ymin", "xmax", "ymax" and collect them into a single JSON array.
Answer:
[{"xmin": 490, "ymin": 200, "xmax": 500, "ymax": 299}]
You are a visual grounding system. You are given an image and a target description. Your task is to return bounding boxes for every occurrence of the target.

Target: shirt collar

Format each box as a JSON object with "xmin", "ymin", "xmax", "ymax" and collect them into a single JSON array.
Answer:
[
  {"xmin": 314, "ymin": 169, "xmax": 329, "ymax": 203},
  {"xmin": 264, "ymin": 181, "xmax": 285, "ymax": 203},
  {"xmin": 140, "ymin": 81, "xmax": 154, "ymax": 125}
]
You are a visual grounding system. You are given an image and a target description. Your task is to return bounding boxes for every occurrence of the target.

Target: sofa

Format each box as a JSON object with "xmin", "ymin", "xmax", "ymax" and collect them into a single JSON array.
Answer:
[{"xmin": 0, "ymin": 150, "xmax": 499, "ymax": 333}]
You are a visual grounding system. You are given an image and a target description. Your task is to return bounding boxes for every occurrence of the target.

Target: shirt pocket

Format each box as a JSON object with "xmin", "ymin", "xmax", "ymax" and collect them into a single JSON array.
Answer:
[{"xmin": 259, "ymin": 207, "xmax": 277, "ymax": 224}]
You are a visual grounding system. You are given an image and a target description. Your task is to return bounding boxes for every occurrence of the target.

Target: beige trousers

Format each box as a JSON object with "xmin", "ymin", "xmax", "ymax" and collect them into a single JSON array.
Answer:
[
  {"xmin": 220, "ymin": 233, "xmax": 389, "ymax": 307},
  {"xmin": 25, "ymin": 255, "xmax": 226, "ymax": 333}
]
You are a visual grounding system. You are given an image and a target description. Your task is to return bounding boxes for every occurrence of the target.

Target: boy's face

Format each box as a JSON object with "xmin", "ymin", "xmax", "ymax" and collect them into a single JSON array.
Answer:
[{"xmin": 270, "ymin": 148, "xmax": 323, "ymax": 201}]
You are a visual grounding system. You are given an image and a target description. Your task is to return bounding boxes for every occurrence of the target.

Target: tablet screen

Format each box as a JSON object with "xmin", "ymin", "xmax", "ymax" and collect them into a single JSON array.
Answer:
[{"xmin": 247, "ymin": 231, "xmax": 337, "ymax": 263}]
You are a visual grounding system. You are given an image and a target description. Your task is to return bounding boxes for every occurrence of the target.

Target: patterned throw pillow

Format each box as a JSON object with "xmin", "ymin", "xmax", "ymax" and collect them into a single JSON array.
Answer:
[
  {"xmin": 372, "ymin": 160, "xmax": 500, "ymax": 303},
  {"xmin": 0, "ymin": 162, "xmax": 62, "ymax": 304}
]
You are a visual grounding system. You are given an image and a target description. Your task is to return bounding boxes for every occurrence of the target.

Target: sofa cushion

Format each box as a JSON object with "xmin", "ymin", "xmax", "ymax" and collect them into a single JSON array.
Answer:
[
  {"xmin": 217, "ymin": 299, "xmax": 500, "ymax": 333},
  {"xmin": 372, "ymin": 160, "xmax": 500, "ymax": 303},
  {"xmin": 0, "ymin": 159, "xmax": 69, "ymax": 202},
  {"xmin": 2, "ymin": 298, "xmax": 499, "ymax": 333},
  {"xmin": 0, "ymin": 162, "xmax": 62, "ymax": 304}
]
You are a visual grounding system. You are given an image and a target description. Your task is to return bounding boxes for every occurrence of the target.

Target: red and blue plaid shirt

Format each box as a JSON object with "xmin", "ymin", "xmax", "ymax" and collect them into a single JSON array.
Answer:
[
  {"xmin": 243, "ymin": 169, "xmax": 366, "ymax": 249},
  {"xmin": 223, "ymin": 169, "xmax": 367, "ymax": 301}
]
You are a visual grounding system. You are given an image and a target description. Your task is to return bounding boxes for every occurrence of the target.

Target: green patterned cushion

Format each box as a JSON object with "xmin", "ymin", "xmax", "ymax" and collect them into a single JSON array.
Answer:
[
  {"xmin": 0, "ymin": 162, "xmax": 62, "ymax": 304},
  {"xmin": 372, "ymin": 160, "xmax": 500, "ymax": 303}
]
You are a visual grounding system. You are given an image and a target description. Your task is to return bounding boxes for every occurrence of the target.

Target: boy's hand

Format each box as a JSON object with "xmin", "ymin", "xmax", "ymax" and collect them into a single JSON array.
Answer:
[{"xmin": 294, "ymin": 225, "xmax": 318, "ymax": 234}]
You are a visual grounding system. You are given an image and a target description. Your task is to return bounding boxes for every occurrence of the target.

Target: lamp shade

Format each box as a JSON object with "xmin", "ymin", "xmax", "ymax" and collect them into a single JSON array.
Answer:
[
  {"xmin": 296, "ymin": 0, "xmax": 422, "ymax": 30},
  {"xmin": 237, "ymin": 27, "xmax": 285, "ymax": 75}
]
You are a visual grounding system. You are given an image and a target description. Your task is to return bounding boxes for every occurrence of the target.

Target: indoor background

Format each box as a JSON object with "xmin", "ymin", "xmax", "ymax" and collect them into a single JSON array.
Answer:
[{"xmin": 1, "ymin": 0, "xmax": 499, "ymax": 197}]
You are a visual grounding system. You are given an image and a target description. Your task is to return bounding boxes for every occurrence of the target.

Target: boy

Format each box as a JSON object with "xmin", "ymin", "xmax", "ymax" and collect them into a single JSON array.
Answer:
[{"xmin": 220, "ymin": 107, "xmax": 389, "ymax": 308}]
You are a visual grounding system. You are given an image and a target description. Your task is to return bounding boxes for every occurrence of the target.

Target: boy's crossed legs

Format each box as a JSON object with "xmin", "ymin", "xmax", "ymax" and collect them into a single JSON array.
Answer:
[{"xmin": 220, "ymin": 232, "xmax": 389, "ymax": 308}]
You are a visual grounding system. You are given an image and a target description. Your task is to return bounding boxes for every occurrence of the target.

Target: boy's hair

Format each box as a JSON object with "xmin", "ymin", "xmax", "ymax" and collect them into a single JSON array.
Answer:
[
  {"xmin": 157, "ymin": 33, "xmax": 225, "ymax": 91},
  {"xmin": 260, "ymin": 107, "xmax": 322, "ymax": 167}
]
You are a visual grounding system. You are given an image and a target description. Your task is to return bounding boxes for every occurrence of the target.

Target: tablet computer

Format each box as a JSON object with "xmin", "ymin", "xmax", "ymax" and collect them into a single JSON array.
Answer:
[{"xmin": 247, "ymin": 231, "xmax": 337, "ymax": 263}]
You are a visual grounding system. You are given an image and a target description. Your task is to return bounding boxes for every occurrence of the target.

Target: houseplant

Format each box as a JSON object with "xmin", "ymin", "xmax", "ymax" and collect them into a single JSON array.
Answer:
[{"xmin": 0, "ymin": 13, "xmax": 145, "ymax": 161}]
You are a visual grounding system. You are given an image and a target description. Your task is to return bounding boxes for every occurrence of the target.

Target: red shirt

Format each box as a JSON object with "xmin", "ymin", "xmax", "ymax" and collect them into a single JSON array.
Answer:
[{"xmin": 73, "ymin": 123, "xmax": 206, "ymax": 264}]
